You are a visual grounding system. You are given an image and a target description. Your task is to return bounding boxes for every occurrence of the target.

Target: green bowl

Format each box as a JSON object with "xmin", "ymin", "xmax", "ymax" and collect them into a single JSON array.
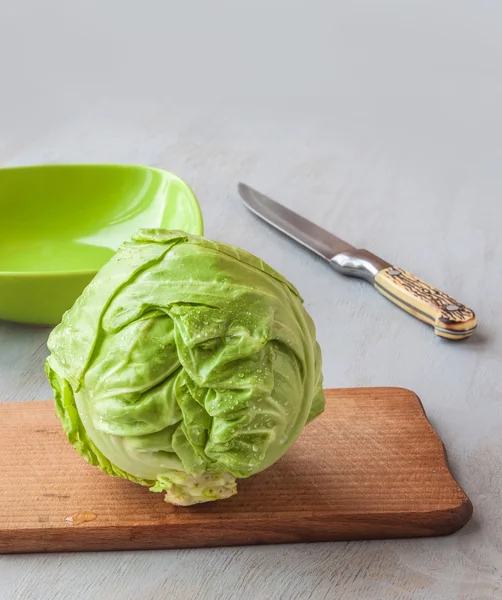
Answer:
[{"xmin": 0, "ymin": 164, "xmax": 204, "ymax": 325}]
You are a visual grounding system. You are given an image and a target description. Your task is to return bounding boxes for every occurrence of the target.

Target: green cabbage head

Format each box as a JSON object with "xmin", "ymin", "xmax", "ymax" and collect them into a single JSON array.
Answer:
[{"xmin": 45, "ymin": 230, "xmax": 324, "ymax": 505}]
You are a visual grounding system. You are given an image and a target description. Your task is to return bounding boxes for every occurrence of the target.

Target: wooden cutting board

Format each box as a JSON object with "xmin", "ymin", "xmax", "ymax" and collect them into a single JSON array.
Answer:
[{"xmin": 0, "ymin": 387, "xmax": 472, "ymax": 553}]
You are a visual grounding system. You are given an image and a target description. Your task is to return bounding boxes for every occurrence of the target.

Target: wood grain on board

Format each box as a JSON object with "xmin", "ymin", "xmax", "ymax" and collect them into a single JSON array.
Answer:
[{"xmin": 0, "ymin": 387, "xmax": 472, "ymax": 553}]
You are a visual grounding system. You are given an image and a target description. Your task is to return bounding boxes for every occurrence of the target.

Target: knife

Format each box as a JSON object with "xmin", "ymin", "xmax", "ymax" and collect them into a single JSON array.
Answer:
[{"xmin": 238, "ymin": 182, "xmax": 477, "ymax": 340}]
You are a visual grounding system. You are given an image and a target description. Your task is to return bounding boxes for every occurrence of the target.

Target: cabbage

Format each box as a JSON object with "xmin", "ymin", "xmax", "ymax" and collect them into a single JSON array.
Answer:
[{"xmin": 45, "ymin": 230, "xmax": 324, "ymax": 505}]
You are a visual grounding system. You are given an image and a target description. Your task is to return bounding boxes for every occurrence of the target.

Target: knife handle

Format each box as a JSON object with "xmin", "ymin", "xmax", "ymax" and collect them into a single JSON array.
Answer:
[{"xmin": 374, "ymin": 266, "xmax": 477, "ymax": 340}]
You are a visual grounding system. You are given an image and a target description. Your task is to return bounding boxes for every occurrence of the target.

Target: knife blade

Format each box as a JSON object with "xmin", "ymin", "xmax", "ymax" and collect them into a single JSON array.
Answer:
[
  {"xmin": 238, "ymin": 182, "xmax": 477, "ymax": 340},
  {"xmin": 237, "ymin": 182, "xmax": 354, "ymax": 260}
]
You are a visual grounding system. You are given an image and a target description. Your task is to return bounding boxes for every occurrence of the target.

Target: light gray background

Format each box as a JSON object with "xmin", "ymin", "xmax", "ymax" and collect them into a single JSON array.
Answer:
[{"xmin": 1, "ymin": 1, "xmax": 501, "ymax": 598}]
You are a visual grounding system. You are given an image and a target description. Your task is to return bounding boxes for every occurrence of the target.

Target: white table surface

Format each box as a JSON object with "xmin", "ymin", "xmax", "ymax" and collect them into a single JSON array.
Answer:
[{"xmin": 1, "ymin": 1, "xmax": 501, "ymax": 598}]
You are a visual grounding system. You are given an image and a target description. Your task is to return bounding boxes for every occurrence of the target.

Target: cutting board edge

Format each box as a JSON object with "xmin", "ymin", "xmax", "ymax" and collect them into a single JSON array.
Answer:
[{"xmin": 0, "ymin": 500, "xmax": 473, "ymax": 554}]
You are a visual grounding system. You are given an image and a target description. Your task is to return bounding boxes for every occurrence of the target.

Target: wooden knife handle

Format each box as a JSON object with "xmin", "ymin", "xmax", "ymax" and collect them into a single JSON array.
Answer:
[{"xmin": 374, "ymin": 267, "xmax": 477, "ymax": 340}]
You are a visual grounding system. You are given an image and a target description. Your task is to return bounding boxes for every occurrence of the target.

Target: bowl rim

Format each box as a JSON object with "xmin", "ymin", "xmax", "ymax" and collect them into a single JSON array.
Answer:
[{"xmin": 0, "ymin": 163, "xmax": 204, "ymax": 278}]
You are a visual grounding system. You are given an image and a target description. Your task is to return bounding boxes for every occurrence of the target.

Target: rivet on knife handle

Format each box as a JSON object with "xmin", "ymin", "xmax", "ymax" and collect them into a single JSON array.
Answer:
[
  {"xmin": 373, "ymin": 266, "xmax": 477, "ymax": 339},
  {"xmin": 330, "ymin": 250, "xmax": 477, "ymax": 340}
]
